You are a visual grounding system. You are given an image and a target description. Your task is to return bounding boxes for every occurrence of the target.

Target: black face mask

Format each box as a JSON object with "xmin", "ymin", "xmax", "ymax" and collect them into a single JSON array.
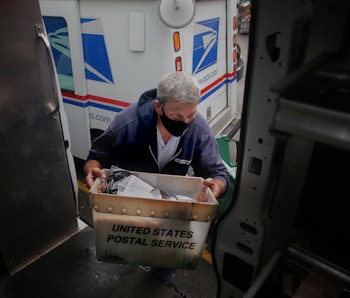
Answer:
[{"xmin": 160, "ymin": 106, "xmax": 189, "ymax": 137}]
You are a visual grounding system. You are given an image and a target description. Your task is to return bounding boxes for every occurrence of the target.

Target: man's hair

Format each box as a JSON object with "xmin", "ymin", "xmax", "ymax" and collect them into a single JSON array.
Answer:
[{"xmin": 157, "ymin": 71, "xmax": 200, "ymax": 105}]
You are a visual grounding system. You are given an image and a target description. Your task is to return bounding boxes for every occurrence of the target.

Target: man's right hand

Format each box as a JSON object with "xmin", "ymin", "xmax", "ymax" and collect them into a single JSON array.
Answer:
[{"xmin": 84, "ymin": 160, "xmax": 106, "ymax": 192}]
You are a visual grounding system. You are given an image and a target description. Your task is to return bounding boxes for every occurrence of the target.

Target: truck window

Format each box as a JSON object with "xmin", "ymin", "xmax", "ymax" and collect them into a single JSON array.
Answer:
[{"xmin": 42, "ymin": 16, "xmax": 74, "ymax": 92}]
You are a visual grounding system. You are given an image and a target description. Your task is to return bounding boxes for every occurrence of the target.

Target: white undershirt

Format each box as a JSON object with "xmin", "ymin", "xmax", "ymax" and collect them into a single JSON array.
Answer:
[{"xmin": 156, "ymin": 126, "xmax": 180, "ymax": 170}]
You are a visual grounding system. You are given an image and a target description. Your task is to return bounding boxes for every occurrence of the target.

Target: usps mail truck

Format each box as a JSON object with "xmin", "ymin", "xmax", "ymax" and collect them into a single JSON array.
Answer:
[{"xmin": 39, "ymin": 0, "xmax": 240, "ymax": 160}]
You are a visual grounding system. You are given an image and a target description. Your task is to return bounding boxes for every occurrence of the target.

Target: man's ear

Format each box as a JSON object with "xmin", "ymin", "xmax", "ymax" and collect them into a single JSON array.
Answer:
[{"xmin": 154, "ymin": 100, "xmax": 162, "ymax": 114}]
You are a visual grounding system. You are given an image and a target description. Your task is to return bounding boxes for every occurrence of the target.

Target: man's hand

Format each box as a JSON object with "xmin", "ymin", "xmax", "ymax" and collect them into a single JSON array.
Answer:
[
  {"xmin": 84, "ymin": 160, "xmax": 106, "ymax": 192},
  {"xmin": 202, "ymin": 178, "xmax": 226, "ymax": 199}
]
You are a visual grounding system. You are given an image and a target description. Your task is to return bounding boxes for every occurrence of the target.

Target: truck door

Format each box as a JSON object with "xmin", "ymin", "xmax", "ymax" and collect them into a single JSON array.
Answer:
[
  {"xmin": 214, "ymin": 0, "xmax": 350, "ymax": 296},
  {"xmin": 0, "ymin": 0, "xmax": 79, "ymax": 275}
]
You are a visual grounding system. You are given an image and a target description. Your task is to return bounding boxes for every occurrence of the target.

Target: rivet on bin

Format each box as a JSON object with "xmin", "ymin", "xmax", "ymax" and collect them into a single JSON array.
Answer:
[
  {"xmin": 150, "ymin": 210, "xmax": 156, "ymax": 217},
  {"xmin": 136, "ymin": 209, "xmax": 141, "ymax": 215},
  {"xmin": 207, "ymin": 215, "xmax": 211, "ymax": 221},
  {"xmin": 107, "ymin": 206, "xmax": 113, "ymax": 212},
  {"xmin": 164, "ymin": 211, "xmax": 169, "ymax": 218},
  {"xmin": 193, "ymin": 214, "xmax": 198, "ymax": 220},
  {"xmin": 121, "ymin": 208, "xmax": 127, "ymax": 214},
  {"xmin": 93, "ymin": 205, "xmax": 99, "ymax": 210}
]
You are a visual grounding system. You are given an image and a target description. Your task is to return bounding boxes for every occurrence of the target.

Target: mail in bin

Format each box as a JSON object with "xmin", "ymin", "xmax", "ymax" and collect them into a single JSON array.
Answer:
[{"xmin": 89, "ymin": 171, "xmax": 218, "ymax": 269}]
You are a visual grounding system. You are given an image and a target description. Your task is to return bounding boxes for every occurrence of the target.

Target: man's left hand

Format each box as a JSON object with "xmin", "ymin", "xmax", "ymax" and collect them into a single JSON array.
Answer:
[{"xmin": 200, "ymin": 178, "xmax": 226, "ymax": 199}]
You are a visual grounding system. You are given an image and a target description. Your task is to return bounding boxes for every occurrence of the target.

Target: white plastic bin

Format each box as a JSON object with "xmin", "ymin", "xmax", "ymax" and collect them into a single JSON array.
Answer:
[{"xmin": 89, "ymin": 171, "xmax": 218, "ymax": 269}]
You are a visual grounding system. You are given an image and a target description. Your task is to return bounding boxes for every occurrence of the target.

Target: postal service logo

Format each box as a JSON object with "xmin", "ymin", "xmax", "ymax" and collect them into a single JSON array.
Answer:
[{"xmin": 192, "ymin": 17, "xmax": 220, "ymax": 74}]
